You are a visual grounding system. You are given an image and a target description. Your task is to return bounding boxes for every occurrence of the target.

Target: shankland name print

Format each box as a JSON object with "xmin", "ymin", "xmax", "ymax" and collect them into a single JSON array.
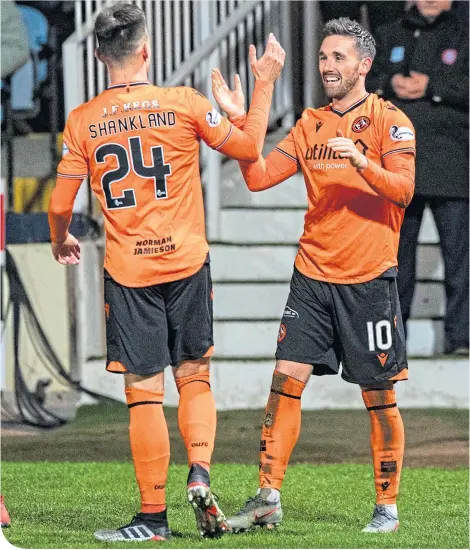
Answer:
[{"xmin": 89, "ymin": 111, "xmax": 177, "ymax": 139}]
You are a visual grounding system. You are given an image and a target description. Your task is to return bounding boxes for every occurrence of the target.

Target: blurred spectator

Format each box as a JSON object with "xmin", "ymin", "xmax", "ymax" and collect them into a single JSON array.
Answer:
[
  {"xmin": 16, "ymin": 1, "xmax": 75, "ymax": 132},
  {"xmin": 18, "ymin": 1, "xmax": 74, "ymax": 45},
  {"xmin": 319, "ymin": 1, "xmax": 407, "ymax": 33},
  {"xmin": 367, "ymin": 0, "xmax": 469, "ymax": 355},
  {"xmin": 1, "ymin": 0, "xmax": 29, "ymax": 79}
]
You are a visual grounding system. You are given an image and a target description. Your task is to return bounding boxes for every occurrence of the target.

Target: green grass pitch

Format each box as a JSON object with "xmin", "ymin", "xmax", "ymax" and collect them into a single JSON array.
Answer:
[{"xmin": 2, "ymin": 462, "xmax": 468, "ymax": 549}]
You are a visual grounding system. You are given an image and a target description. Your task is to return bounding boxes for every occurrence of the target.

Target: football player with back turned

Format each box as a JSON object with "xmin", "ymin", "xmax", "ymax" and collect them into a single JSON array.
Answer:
[{"xmin": 48, "ymin": 2, "xmax": 285, "ymax": 542}]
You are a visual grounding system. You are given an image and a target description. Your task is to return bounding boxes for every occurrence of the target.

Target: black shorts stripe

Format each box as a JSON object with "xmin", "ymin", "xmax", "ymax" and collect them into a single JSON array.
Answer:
[
  {"xmin": 366, "ymin": 403, "xmax": 397, "ymax": 411},
  {"xmin": 270, "ymin": 388, "xmax": 301, "ymax": 400},
  {"xmin": 363, "ymin": 387, "xmax": 391, "ymax": 392},
  {"xmin": 127, "ymin": 400, "xmax": 163, "ymax": 409}
]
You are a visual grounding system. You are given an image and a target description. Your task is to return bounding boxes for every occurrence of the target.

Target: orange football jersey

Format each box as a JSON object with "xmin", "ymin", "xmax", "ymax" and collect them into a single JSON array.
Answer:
[
  {"xmin": 241, "ymin": 93, "xmax": 416, "ymax": 283},
  {"xmin": 56, "ymin": 81, "xmax": 272, "ymax": 287}
]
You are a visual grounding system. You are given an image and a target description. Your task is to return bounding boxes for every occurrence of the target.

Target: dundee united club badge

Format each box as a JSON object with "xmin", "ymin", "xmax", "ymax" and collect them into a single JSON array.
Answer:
[{"xmin": 352, "ymin": 116, "xmax": 370, "ymax": 133}]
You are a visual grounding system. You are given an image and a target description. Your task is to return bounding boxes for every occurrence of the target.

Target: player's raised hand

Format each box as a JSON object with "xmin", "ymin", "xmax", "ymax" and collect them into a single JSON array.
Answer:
[
  {"xmin": 327, "ymin": 129, "xmax": 368, "ymax": 170},
  {"xmin": 249, "ymin": 33, "xmax": 285, "ymax": 84},
  {"xmin": 51, "ymin": 233, "xmax": 81, "ymax": 265},
  {"xmin": 211, "ymin": 68, "xmax": 246, "ymax": 118}
]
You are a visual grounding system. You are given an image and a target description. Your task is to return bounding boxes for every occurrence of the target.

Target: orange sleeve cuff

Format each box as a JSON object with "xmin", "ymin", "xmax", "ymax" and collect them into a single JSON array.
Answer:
[
  {"xmin": 358, "ymin": 153, "xmax": 415, "ymax": 208},
  {"xmin": 229, "ymin": 113, "xmax": 247, "ymax": 129}
]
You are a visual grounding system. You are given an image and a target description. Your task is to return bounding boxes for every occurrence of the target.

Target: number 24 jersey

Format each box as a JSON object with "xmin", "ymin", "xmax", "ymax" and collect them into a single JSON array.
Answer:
[{"xmin": 58, "ymin": 82, "xmax": 240, "ymax": 287}]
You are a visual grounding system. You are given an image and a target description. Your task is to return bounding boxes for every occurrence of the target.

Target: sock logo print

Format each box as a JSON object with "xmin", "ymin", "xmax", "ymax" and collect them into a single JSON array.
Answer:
[
  {"xmin": 381, "ymin": 481, "xmax": 391, "ymax": 491},
  {"xmin": 381, "ymin": 460, "xmax": 397, "ymax": 472},
  {"xmin": 263, "ymin": 413, "xmax": 274, "ymax": 428}
]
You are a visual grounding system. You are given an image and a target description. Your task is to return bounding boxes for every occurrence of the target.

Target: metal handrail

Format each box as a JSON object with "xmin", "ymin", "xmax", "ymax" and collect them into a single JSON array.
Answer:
[{"xmin": 164, "ymin": 1, "xmax": 258, "ymax": 87}]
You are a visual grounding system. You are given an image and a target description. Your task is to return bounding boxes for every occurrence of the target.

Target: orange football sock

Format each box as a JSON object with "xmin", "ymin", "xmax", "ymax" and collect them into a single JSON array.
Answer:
[
  {"xmin": 362, "ymin": 387, "xmax": 405, "ymax": 505},
  {"xmin": 259, "ymin": 371, "xmax": 305, "ymax": 491},
  {"xmin": 125, "ymin": 387, "xmax": 170, "ymax": 514},
  {"xmin": 175, "ymin": 371, "xmax": 216, "ymax": 469}
]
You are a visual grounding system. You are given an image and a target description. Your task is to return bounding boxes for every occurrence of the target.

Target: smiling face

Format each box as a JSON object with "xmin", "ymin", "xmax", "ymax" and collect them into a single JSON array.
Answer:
[{"xmin": 319, "ymin": 35, "xmax": 372, "ymax": 100}]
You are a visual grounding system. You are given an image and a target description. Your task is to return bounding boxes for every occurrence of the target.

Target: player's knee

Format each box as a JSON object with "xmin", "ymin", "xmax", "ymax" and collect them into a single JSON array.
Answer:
[
  {"xmin": 125, "ymin": 371, "xmax": 165, "ymax": 393},
  {"xmin": 173, "ymin": 357, "xmax": 211, "ymax": 379},
  {"xmin": 360, "ymin": 381, "xmax": 394, "ymax": 392},
  {"xmin": 361, "ymin": 382, "xmax": 396, "ymax": 410},
  {"xmin": 275, "ymin": 359, "xmax": 312, "ymax": 384}
]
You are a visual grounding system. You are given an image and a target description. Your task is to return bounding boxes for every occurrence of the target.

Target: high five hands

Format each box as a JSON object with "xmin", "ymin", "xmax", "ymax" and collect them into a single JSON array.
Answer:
[{"xmin": 211, "ymin": 33, "xmax": 285, "ymax": 118}]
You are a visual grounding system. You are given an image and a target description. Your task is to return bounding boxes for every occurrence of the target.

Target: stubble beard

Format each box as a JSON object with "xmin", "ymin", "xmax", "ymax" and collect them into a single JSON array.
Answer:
[{"xmin": 324, "ymin": 67, "xmax": 360, "ymax": 100}]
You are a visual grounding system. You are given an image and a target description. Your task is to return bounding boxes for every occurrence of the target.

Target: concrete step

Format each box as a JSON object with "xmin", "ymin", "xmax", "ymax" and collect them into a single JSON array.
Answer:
[
  {"xmin": 221, "ymin": 170, "xmax": 307, "ymax": 208},
  {"xmin": 213, "ymin": 283, "xmax": 288, "ymax": 319},
  {"xmin": 210, "ymin": 244, "xmax": 443, "ymax": 282},
  {"xmin": 213, "ymin": 319, "xmax": 445, "ymax": 358},
  {"xmin": 82, "ymin": 357, "xmax": 468, "ymax": 409},
  {"xmin": 207, "ymin": 358, "xmax": 468, "ymax": 410},
  {"xmin": 211, "ymin": 244, "xmax": 298, "ymax": 281},
  {"xmin": 219, "ymin": 206, "xmax": 439, "ymax": 244},
  {"xmin": 212, "ymin": 282, "xmax": 445, "ymax": 320}
]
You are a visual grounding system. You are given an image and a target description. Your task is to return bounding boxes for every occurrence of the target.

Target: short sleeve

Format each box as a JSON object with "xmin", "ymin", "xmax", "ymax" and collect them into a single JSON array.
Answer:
[
  {"xmin": 189, "ymin": 88, "xmax": 235, "ymax": 150},
  {"xmin": 380, "ymin": 103, "xmax": 416, "ymax": 160},
  {"xmin": 57, "ymin": 110, "xmax": 89, "ymax": 179}
]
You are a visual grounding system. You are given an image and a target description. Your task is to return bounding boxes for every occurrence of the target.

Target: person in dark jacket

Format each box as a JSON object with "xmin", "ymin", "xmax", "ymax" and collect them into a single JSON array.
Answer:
[
  {"xmin": 367, "ymin": 0, "xmax": 469, "ymax": 355},
  {"xmin": 319, "ymin": 1, "xmax": 406, "ymax": 33}
]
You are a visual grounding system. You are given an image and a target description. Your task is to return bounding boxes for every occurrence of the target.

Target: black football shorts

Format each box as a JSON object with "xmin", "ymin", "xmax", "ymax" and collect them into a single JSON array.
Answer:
[
  {"xmin": 104, "ymin": 257, "xmax": 214, "ymax": 375},
  {"xmin": 275, "ymin": 267, "xmax": 408, "ymax": 385}
]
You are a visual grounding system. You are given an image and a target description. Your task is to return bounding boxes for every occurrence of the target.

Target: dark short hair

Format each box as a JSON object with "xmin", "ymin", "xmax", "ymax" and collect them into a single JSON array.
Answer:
[
  {"xmin": 95, "ymin": 3, "xmax": 147, "ymax": 62},
  {"xmin": 322, "ymin": 17, "xmax": 376, "ymax": 60}
]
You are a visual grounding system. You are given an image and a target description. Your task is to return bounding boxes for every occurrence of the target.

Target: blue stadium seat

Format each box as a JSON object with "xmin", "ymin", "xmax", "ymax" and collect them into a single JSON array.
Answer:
[{"xmin": 10, "ymin": 5, "xmax": 49, "ymax": 114}]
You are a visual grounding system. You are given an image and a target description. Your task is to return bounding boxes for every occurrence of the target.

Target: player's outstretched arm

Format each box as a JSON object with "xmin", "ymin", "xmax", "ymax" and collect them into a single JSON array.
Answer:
[
  {"xmin": 211, "ymin": 69, "xmax": 245, "ymax": 119},
  {"xmin": 212, "ymin": 67, "xmax": 298, "ymax": 192},
  {"xmin": 196, "ymin": 34, "xmax": 285, "ymax": 161},
  {"xmin": 238, "ymin": 134, "xmax": 299, "ymax": 192}
]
